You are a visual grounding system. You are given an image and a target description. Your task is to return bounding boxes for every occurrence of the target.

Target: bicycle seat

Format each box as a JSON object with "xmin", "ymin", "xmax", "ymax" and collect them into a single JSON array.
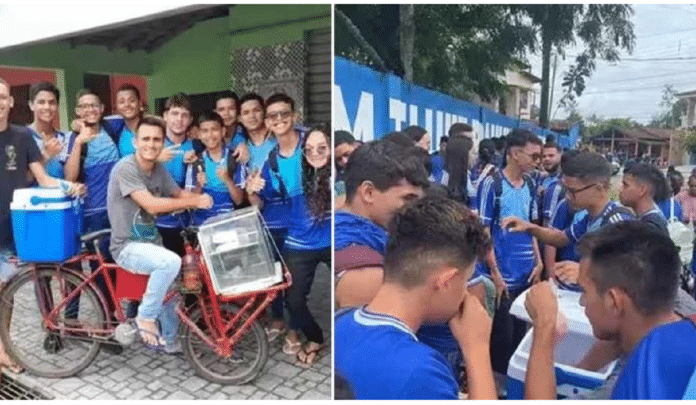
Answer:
[{"xmin": 81, "ymin": 229, "xmax": 111, "ymax": 244}]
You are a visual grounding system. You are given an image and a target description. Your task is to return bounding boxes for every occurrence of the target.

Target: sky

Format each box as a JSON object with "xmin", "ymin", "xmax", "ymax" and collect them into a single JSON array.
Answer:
[
  {"xmin": 528, "ymin": 3, "xmax": 696, "ymax": 125},
  {"xmin": 1, "ymin": 3, "xmax": 695, "ymax": 125}
]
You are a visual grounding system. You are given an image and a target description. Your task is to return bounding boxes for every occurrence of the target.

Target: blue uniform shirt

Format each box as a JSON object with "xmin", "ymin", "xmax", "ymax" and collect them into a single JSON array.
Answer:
[
  {"xmin": 542, "ymin": 178, "xmax": 564, "ymax": 224},
  {"xmin": 156, "ymin": 137, "xmax": 194, "ymax": 229},
  {"xmin": 247, "ymin": 136, "xmax": 278, "ymax": 172},
  {"xmin": 478, "ymin": 173, "xmax": 538, "ymax": 290},
  {"xmin": 430, "ymin": 152, "xmax": 445, "ymax": 183},
  {"xmin": 335, "ymin": 307, "xmax": 458, "ymax": 400},
  {"xmin": 28, "ymin": 127, "xmax": 70, "ymax": 179},
  {"xmin": 612, "ymin": 319, "xmax": 696, "ymax": 399},
  {"xmin": 66, "ymin": 127, "xmax": 120, "ymax": 219},
  {"xmin": 565, "ymin": 201, "xmax": 634, "ymax": 245},
  {"xmin": 658, "ymin": 198, "xmax": 684, "ymax": 222},
  {"xmin": 185, "ymin": 147, "xmax": 244, "ymax": 226}
]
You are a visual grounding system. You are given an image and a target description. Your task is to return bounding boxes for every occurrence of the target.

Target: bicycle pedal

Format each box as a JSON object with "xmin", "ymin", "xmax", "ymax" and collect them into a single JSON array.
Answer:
[{"xmin": 43, "ymin": 334, "xmax": 64, "ymax": 354}]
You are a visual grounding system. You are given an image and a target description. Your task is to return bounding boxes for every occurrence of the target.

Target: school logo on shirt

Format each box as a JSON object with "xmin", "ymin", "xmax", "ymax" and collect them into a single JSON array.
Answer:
[{"xmin": 5, "ymin": 145, "xmax": 16, "ymax": 171}]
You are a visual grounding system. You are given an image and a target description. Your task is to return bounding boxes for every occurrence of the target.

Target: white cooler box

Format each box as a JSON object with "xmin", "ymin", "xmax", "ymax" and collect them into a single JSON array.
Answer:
[
  {"xmin": 506, "ymin": 288, "xmax": 618, "ymax": 399},
  {"xmin": 197, "ymin": 207, "xmax": 282, "ymax": 295}
]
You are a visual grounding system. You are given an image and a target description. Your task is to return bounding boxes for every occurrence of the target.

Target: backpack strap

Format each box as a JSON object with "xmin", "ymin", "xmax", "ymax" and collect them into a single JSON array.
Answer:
[
  {"xmin": 601, "ymin": 204, "xmax": 634, "ymax": 226},
  {"xmin": 491, "ymin": 171, "xmax": 503, "ymax": 229},
  {"xmin": 268, "ymin": 147, "xmax": 288, "ymax": 201}
]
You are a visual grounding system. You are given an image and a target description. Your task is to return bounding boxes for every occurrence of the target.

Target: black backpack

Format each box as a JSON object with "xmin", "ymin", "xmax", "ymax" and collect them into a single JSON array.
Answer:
[{"xmin": 490, "ymin": 171, "xmax": 537, "ymax": 229}]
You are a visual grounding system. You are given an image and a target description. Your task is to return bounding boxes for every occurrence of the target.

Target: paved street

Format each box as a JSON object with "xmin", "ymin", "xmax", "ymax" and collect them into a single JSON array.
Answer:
[{"xmin": 2, "ymin": 264, "xmax": 332, "ymax": 400}]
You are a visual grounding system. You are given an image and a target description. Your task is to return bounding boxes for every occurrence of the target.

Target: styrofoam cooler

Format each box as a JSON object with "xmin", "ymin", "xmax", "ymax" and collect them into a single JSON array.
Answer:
[
  {"xmin": 197, "ymin": 207, "xmax": 282, "ymax": 295},
  {"xmin": 506, "ymin": 288, "xmax": 618, "ymax": 399},
  {"xmin": 10, "ymin": 188, "xmax": 82, "ymax": 263}
]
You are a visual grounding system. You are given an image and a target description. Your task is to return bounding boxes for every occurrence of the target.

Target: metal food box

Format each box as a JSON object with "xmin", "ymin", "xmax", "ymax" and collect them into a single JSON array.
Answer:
[{"xmin": 197, "ymin": 207, "xmax": 282, "ymax": 295}]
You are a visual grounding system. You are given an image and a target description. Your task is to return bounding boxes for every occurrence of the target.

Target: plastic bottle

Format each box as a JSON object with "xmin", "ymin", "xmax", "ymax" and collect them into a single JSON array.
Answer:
[{"xmin": 181, "ymin": 252, "xmax": 202, "ymax": 292}]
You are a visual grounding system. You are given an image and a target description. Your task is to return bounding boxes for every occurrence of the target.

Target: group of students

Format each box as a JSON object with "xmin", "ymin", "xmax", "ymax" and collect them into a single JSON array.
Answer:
[
  {"xmin": 333, "ymin": 123, "xmax": 696, "ymax": 399},
  {"xmin": 0, "ymin": 76, "xmax": 331, "ymax": 371}
]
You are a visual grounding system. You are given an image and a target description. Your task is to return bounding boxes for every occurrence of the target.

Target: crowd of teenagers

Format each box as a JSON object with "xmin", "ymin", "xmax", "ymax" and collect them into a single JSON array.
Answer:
[
  {"xmin": 333, "ymin": 123, "xmax": 696, "ymax": 400},
  {"xmin": 0, "ymin": 76, "xmax": 330, "ymax": 371}
]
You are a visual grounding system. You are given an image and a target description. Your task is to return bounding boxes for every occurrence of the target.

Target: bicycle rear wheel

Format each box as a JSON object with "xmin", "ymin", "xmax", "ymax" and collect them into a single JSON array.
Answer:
[
  {"xmin": 181, "ymin": 303, "xmax": 269, "ymax": 385},
  {"xmin": 0, "ymin": 266, "xmax": 106, "ymax": 378}
]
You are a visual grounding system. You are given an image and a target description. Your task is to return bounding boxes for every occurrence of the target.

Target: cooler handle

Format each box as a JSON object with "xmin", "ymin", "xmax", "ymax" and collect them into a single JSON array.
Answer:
[{"xmin": 30, "ymin": 196, "xmax": 72, "ymax": 205}]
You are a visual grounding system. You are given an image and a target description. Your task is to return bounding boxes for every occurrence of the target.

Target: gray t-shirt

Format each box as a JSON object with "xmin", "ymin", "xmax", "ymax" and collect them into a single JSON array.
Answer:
[
  {"xmin": 572, "ymin": 287, "xmax": 696, "ymax": 400},
  {"xmin": 107, "ymin": 155, "xmax": 179, "ymax": 260}
]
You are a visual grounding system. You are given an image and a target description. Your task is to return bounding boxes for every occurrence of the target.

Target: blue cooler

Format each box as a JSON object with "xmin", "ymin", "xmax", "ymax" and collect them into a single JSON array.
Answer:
[
  {"xmin": 506, "ymin": 288, "xmax": 618, "ymax": 399},
  {"xmin": 10, "ymin": 188, "xmax": 83, "ymax": 263}
]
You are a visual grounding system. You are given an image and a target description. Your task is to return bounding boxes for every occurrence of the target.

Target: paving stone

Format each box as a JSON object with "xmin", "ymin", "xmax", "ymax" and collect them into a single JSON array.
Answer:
[
  {"xmin": 50, "ymin": 378, "xmax": 84, "ymax": 395},
  {"xmin": 273, "ymin": 386, "xmax": 301, "ymax": 399},
  {"xmin": 115, "ymin": 388, "xmax": 133, "ymax": 399},
  {"xmin": 262, "ymin": 393, "xmax": 280, "ymax": 400},
  {"xmin": 151, "ymin": 367, "xmax": 167, "ymax": 378},
  {"xmin": 149, "ymin": 390, "xmax": 169, "ymax": 400},
  {"xmin": 183, "ymin": 376, "xmax": 209, "ymax": 392},
  {"xmin": 252, "ymin": 374, "xmax": 284, "ymax": 391},
  {"xmin": 299, "ymin": 390, "xmax": 332, "ymax": 400},
  {"xmin": 208, "ymin": 392, "xmax": 230, "ymax": 400},
  {"xmin": 268, "ymin": 361, "xmax": 303, "ymax": 378},
  {"xmin": 129, "ymin": 389, "xmax": 152, "ymax": 400},
  {"xmin": 248, "ymin": 390, "xmax": 267, "ymax": 400},
  {"xmin": 77, "ymin": 385, "xmax": 104, "ymax": 399},
  {"xmin": 299, "ymin": 369, "xmax": 325, "ymax": 382},
  {"xmin": 93, "ymin": 392, "xmax": 118, "ymax": 400},
  {"xmin": 240, "ymin": 385, "xmax": 257, "ymax": 396},
  {"xmin": 109, "ymin": 367, "xmax": 137, "ymax": 380},
  {"xmin": 147, "ymin": 380, "xmax": 163, "ymax": 391},
  {"xmin": 166, "ymin": 391, "xmax": 195, "ymax": 400}
]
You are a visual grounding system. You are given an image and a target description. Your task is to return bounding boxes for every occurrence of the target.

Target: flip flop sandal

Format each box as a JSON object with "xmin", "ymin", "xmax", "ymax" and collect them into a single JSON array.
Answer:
[
  {"xmin": 282, "ymin": 338, "xmax": 302, "ymax": 355},
  {"xmin": 264, "ymin": 326, "xmax": 285, "ymax": 343},
  {"xmin": 134, "ymin": 319, "xmax": 167, "ymax": 352},
  {"xmin": 296, "ymin": 344, "xmax": 324, "ymax": 369},
  {"xmin": 0, "ymin": 361, "xmax": 23, "ymax": 374}
]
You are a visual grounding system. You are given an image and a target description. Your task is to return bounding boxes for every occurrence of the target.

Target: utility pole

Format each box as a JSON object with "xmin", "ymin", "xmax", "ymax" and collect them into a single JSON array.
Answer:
[{"xmin": 548, "ymin": 52, "xmax": 558, "ymax": 122}]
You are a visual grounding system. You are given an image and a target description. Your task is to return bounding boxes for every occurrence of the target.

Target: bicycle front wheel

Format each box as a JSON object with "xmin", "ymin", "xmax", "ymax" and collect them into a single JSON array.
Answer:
[
  {"xmin": 0, "ymin": 266, "xmax": 106, "ymax": 378},
  {"xmin": 181, "ymin": 303, "xmax": 269, "ymax": 385}
]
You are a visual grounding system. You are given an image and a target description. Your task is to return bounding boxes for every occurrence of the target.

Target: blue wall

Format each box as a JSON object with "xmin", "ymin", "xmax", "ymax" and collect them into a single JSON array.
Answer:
[{"xmin": 334, "ymin": 57, "xmax": 575, "ymax": 151}]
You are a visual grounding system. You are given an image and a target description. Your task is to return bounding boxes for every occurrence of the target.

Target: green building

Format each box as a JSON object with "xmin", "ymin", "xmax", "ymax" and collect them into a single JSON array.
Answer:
[{"xmin": 0, "ymin": 4, "xmax": 331, "ymax": 129}]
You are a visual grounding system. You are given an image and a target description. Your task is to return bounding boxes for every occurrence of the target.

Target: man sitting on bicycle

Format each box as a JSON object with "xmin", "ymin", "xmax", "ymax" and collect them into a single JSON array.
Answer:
[{"xmin": 106, "ymin": 116, "xmax": 213, "ymax": 352}]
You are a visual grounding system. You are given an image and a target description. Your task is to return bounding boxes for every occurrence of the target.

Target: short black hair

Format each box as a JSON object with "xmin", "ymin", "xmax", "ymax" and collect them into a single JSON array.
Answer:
[
  {"xmin": 116, "ymin": 83, "xmax": 141, "ymax": 101},
  {"xmin": 543, "ymin": 141, "xmax": 562, "ymax": 153},
  {"xmin": 493, "ymin": 136, "xmax": 506, "ymax": 152},
  {"xmin": 403, "ymin": 125, "xmax": 427, "ymax": 144},
  {"xmin": 239, "ymin": 93, "xmax": 264, "ymax": 110},
  {"xmin": 197, "ymin": 111, "xmax": 224, "ymax": 127},
  {"xmin": 29, "ymin": 82, "xmax": 60, "ymax": 102},
  {"xmin": 624, "ymin": 163, "xmax": 670, "ymax": 201},
  {"xmin": 265, "ymin": 93, "xmax": 295, "ymax": 112},
  {"xmin": 478, "ymin": 138, "xmax": 496, "ymax": 165},
  {"xmin": 382, "ymin": 131, "xmax": 415, "ymax": 148},
  {"xmin": 384, "ymin": 196, "xmax": 491, "ymax": 289},
  {"xmin": 577, "ymin": 221, "xmax": 680, "ymax": 316},
  {"xmin": 448, "ymin": 123, "xmax": 473, "ymax": 138},
  {"xmin": 440, "ymin": 136, "xmax": 449, "ymax": 144},
  {"xmin": 136, "ymin": 115, "xmax": 166, "ymax": 137},
  {"xmin": 215, "ymin": 90, "xmax": 241, "ymax": 111},
  {"xmin": 562, "ymin": 151, "xmax": 612, "ymax": 183},
  {"xmin": 505, "ymin": 129, "xmax": 542, "ymax": 156},
  {"xmin": 75, "ymin": 89, "xmax": 100, "ymax": 103},
  {"xmin": 164, "ymin": 93, "xmax": 192, "ymax": 113},
  {"xmin": 560, "ymin": 149, "xmax": 581, "ymax": 174},
  {"xmin": 335, "ymin": 130, "xmax": 355, "ymax": 147},
  {"xmin": 344, "ymin": 140, "xmax": 429, "ymax": 202}
]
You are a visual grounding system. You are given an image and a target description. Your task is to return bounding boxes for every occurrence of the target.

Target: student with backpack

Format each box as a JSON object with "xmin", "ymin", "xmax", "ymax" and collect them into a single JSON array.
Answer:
[
  {"xmin": 184, "ymin": 112, "xmax": 245, "ymax": 225},
  {"xmin": 502, "ymin": 151, "xmax": 634, "ymax": 286},
  {"xmin": 477, "ymin": 129, "xmax": 543, "ymax": 376}
]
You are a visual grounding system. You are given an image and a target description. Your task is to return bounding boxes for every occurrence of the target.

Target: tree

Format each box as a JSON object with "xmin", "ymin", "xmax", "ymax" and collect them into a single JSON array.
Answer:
[
  {"xmin": 649, "ymin": 84, "xmax": 688, "ymax": 129},
  {"xmin": 335, "ymin": 5, "xmax": 537, "ymax": 101},
  {"xmin": 519, "ymin": 5, "xmax": 636, "ymax": 128}
]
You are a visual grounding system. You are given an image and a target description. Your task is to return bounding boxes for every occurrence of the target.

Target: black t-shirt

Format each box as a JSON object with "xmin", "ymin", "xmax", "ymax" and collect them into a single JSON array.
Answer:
[
  {"xmin": 639, "ymin": 208, "xmax": 670, "ymax": 237},
  {"xmin": 0, "ymin": 125, "xmax": 42, "ymax": 249}
]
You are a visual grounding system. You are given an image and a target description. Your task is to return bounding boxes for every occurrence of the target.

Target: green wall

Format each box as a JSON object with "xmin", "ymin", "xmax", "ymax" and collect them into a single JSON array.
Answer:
[
  {"xmin": 0, "ymin": 42, "xmax": 150, "ymax": 123},
  {"xmin": 0, "ymin": 4, "xmax": 331, "ymax": 121}
]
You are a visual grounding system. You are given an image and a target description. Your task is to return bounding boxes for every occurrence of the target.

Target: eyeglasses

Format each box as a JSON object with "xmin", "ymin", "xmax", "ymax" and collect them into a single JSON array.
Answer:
[
  {"xmin": 565, "ymin": 183, "xmax": 598, "ymax": 198},
  {"xmin": 266, "ymin": 110, "xmax": 292, "ymax": 121},
  {"xmin": 518, "ymin": 150, "xmax": 542, "ymax": 161},
  {"xmin": 304, "ymin": 145, "xmax": 329, "ymax": 156},
  {"xmin": 77, "ymin": 103, "xmax": 101, "ymax": 110}
]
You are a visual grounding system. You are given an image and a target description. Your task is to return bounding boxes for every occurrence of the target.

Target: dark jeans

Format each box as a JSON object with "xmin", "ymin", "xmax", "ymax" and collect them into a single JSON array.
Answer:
[
  {"xmin": 283, "ymin": 247, "xmax": 330, "ymax": 344},
  {"xmin": 490, "ymin": 286, "xmax": 528, "ymax": 375},
  {"xmin": 66, "ymin": 213, "xmax": 113, "ymax": 319},
  {"xmin": 269, "ymin": 229, "xmax": 287, "ymax": 321},
  {"xmin": 157, "ymin": 226, "xmax": 185, "ymax": 258}
]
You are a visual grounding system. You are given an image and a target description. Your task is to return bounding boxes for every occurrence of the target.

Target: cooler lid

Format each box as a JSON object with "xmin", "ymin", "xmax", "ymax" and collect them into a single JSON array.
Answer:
[
  {"xmin": 510, "ymin": 286, "xmax": 594, "ymax": 335},
  {"xmin": 10, "ymin": 188, "xmax": 74, "ymax": 211}
]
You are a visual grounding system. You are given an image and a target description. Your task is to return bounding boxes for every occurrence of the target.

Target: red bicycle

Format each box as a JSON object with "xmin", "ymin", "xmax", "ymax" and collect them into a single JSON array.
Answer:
[{"xmin": 0, "ymin": 208, "xmax": 291, "ymax": 385}]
